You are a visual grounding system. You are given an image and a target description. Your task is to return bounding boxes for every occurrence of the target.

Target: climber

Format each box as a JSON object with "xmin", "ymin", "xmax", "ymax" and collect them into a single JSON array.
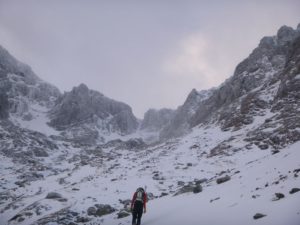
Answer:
[{"xmin": 131, "ymin": 187, "xmax": 147, "ymax": 225}]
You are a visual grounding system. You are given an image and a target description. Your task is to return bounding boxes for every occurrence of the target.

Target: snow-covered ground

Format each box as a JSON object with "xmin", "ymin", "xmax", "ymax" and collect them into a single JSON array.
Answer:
[
  {"xmin": 110, "ymin": 142, "xmax": 300, "ymax": 225},
  {"xmin": 1, "ymin": 118, "xmax": 299, "ymax": 225},
  {"xmin": 10, "ymin": 103, "xmax": 60, "ymax": 136}
]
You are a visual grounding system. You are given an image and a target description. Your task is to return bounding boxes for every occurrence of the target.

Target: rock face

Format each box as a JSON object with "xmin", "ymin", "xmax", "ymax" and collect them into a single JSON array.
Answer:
[
  {"xmin": 0, "ymin": 45, "xmax": 61, "ymax": 120},
  {"xmin": 0, "ymin": 45, "xmax": 140, "ymax": 145},
  {"xmin": 141, "ymin": 108, "xmax": 175, "ymax": 132},
  {"xmin": 0, "ymin": 120, "xmax": 58, "ymax": 163},
  {"xmin": 1, "ymin": 25, "xmax": 299, "ymax": 148},
  {"xmin": 0, "ymin": 89, "xmax": 9, "ymax": 119},
  {"xmin": 49, "ymin": 84, "xmax": 138, "ymax": 144},
  {"xmin": 191, "ymin": 25, "xmax": 300, "ymax": 129},
  {"xmin": 160, "ymin": 24, "xmax": 300, "ymax": 149},
  {"xmin": 160, "ymin": 88, "xmax": 214, "ymax": 139},
  {"xmin": 0, "ymin": 46, "xmax": 61, "ymax": 163}
]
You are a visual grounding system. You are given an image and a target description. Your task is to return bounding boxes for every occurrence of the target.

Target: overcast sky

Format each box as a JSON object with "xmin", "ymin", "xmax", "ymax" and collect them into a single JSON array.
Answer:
[{"xmin": 0, "ymin": 0, "xmax": 299, "ymax": 118}]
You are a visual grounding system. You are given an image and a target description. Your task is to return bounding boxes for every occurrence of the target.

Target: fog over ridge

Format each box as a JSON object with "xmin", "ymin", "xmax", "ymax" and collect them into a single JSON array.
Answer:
[{"xmin": 0, "ymin": 0, "xmax": 299, "ymax": 118}]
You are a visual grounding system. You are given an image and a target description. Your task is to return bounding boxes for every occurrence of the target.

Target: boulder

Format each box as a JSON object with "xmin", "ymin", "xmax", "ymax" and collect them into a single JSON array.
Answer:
[
  {"xmin": 193, "ymin": 184, "xmax": 203, "ymax": 194},
  {"xmin": 253, "ymin": 213, "xmax": 266, "ymax": 220},
  {"xmin": 15, "ymin": 180, "xmax": 27, "ymax": 187},
  {"xmin": 177, "ymin": 181, "xmax": 185, "ymax": 186},
  {"xmin": 289, "ymin": 188, "xmax": 300, "ymax": 194},
  {"xmin": 216, "ymin": 175, "xmax": 231, "ymax": 184},
  {"xmin": 194, "ymin": 178, "xmax": 207, "ymax": 185},
  {"xmin": 258, "ymin": 143, "xmax": 269, "ymax": 150},
  {"xmin": 87, "ymin": 207, "xmax": 97, "ymax": 216},
  {"xmin": 46, "ymin": 192, "xmax": 62, "ymax": 199},
  {"xmin": 160, "ymin": 192, "xmax": 169, "ymax": 197},
  {"xmin": 275, "ymin": 192, "xmax": 285, "ymax": 200},
  {"xmin": 190, "ymin": 144, "xmax": 199, "ymax": 149},
  {"xmin": 117, "ymin": 209, "xmax": 130, "ymax": 219},
  {"xmin": 119, "ymin": 199, "xmax": 131, "ymax": 207},
  {"xmin": 94, "ymin": 204, "xmax": 116, "ymax": 217},
  {"xmin": 294, "ymin": 168, "xmax": 300, "ymax": 174},
  {"xmin": 271, "ymin": 149, "xmax": 280, "ymax": 155},
  {"xmin": 174, "ymin": 184, "xmax": 194, "ymax": 196},
  {"xmin": 76, "ymin": 216, "xmax": 90, "ymax": 223}
]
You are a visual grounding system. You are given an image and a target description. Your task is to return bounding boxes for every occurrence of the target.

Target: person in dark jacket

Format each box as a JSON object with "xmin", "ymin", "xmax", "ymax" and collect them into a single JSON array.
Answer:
[{"xmin": 131, "ymin": 187, "xmax": 147, "ymax": 225}]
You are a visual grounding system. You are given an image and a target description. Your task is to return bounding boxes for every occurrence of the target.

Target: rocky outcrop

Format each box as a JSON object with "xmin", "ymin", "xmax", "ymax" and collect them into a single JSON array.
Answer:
[
  {"xmin": 0, "ymin": 90, "xmax": 9, "ymax": 119},
  {"xmin": 141, "ymin": 108, "xmax": 175, "ymax": 131},
  {"xmin": 0, "ymin": 45, "xmax": 140, "ymax": 145},
  {"xmin": 160, "ymin": 88, "xmax": 214, "ymax": 139},
  {"xmin": 49, "ymin": 84, "xmax": 138, "ymax": 144},
  {"xmin": 244, "ymin": 32, "xmax": 300, "ymax": 149},
  {"xmin": 0, "ymin": 120, "xmax": 58, "ymax": 163},
  {"xmin": 0, "ymin": 45, "xmax": 61, "ymax": 120},
  {"xmin": 0, "ymin": 46, "xmax": 59, "ymax": 162},
  {"xmin": 160, "ymin": 24, "xmax": 300, "ymax": 143},
  {"xmin": 191, "ymin": 25, "xmax": 300, "ymax": 129}
]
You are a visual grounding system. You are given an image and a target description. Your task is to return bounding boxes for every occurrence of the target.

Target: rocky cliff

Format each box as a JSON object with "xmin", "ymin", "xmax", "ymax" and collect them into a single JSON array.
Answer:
[
  {"xmin": 0, "ymin": 45, "xmax": 139, "ymax": 145},
  {"xmin": 49, "ymin": 83, "xmax": 139, "ymax": 144},
  {"xmin": 0, "ymin": 45, "xmax": 61, "ymax": 120},
  {"xmin": 159, "ymin": 88, "xmax": 214, "ymax": 139},
  {"xmin": 141, "ymin": 108, "xmax": 175, "ymax": 132},
  {"xmin": 159, "ymin": 24, "xmax": 300, "ymax": 145}
]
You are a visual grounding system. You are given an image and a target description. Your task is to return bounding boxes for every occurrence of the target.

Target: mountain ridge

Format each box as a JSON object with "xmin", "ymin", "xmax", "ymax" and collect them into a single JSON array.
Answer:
[
  {"xmin": 0, "ymin": 23, "xmax": 299, "ymax": 225},
  {"xmin": 159, "ymin": 23, "xmax": 300, "ymax": 141},
  {"xmin": 1, "ymin": 24, "xmax": 300, "ymax": 145}
]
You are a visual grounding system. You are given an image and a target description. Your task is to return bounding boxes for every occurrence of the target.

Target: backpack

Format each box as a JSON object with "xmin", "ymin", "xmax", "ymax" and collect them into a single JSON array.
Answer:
[{"xmin": 135, "ymin": 189, "xmax": 145, "ymax": 203}]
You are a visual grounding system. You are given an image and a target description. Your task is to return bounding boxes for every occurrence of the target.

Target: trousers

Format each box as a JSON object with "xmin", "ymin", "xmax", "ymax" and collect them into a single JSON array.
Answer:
[{"xmin": 132, "ymin": 201, "xmax": 143, "ymax": 225}]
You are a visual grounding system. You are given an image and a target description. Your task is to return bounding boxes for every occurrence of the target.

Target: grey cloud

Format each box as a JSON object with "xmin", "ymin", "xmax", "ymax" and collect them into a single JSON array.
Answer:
[{"xmin": 0, "ymin": 0, "xmax": 299, "ymax": 117}]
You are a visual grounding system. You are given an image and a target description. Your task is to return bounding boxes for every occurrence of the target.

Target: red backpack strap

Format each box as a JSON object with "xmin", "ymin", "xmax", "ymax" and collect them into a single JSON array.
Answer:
[{"xmin": 131, "ymin": 192, "xmax": 137, "ymax": 208}]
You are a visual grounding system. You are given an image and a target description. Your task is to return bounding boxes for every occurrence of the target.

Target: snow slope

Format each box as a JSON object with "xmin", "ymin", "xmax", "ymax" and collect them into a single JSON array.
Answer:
[
  {"xmin": 111, "ymin": 142, "xmax": 300, "ymax": 225},
  {"xmin": 10, "ymin": 103, "xmax": 60, "ymax": 136},
  {"xmin": 1, "ymin": 119, "xmax": 299, "ymax": 225}
]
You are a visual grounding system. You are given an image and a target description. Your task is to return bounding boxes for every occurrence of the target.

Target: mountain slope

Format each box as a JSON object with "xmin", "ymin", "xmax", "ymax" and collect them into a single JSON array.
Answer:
[
  {"xmin": 1, "ymin": 119, "xmax": 299, "ymax": 225},
  {"xmin": 141, "ymin": 108, "xmax": 175, "ymax": 132},
  {"xmin": 0, "ymin": 45, "xmax": 61, "ymax": 127},
  {"xmin": 0, "ymin": 44, "xmax": 141, "ymax": 146},
  {"xmin": 160, "ymin": 24, "xmax": 300, "ymax": 144},
  {"xmin": 160, "ymin": 88, "xmax": 214, "ymax": 139},
  {"xmin": 0, "ymin": 23, "xmax": 300, "ymax": 225},
  {"xmin": 49, "ymin": 83, "xmax": 139, "ymax": 144},
  {"xmin": 108, "ymin": 141, "xmax": 300, "ymax": 225}
]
